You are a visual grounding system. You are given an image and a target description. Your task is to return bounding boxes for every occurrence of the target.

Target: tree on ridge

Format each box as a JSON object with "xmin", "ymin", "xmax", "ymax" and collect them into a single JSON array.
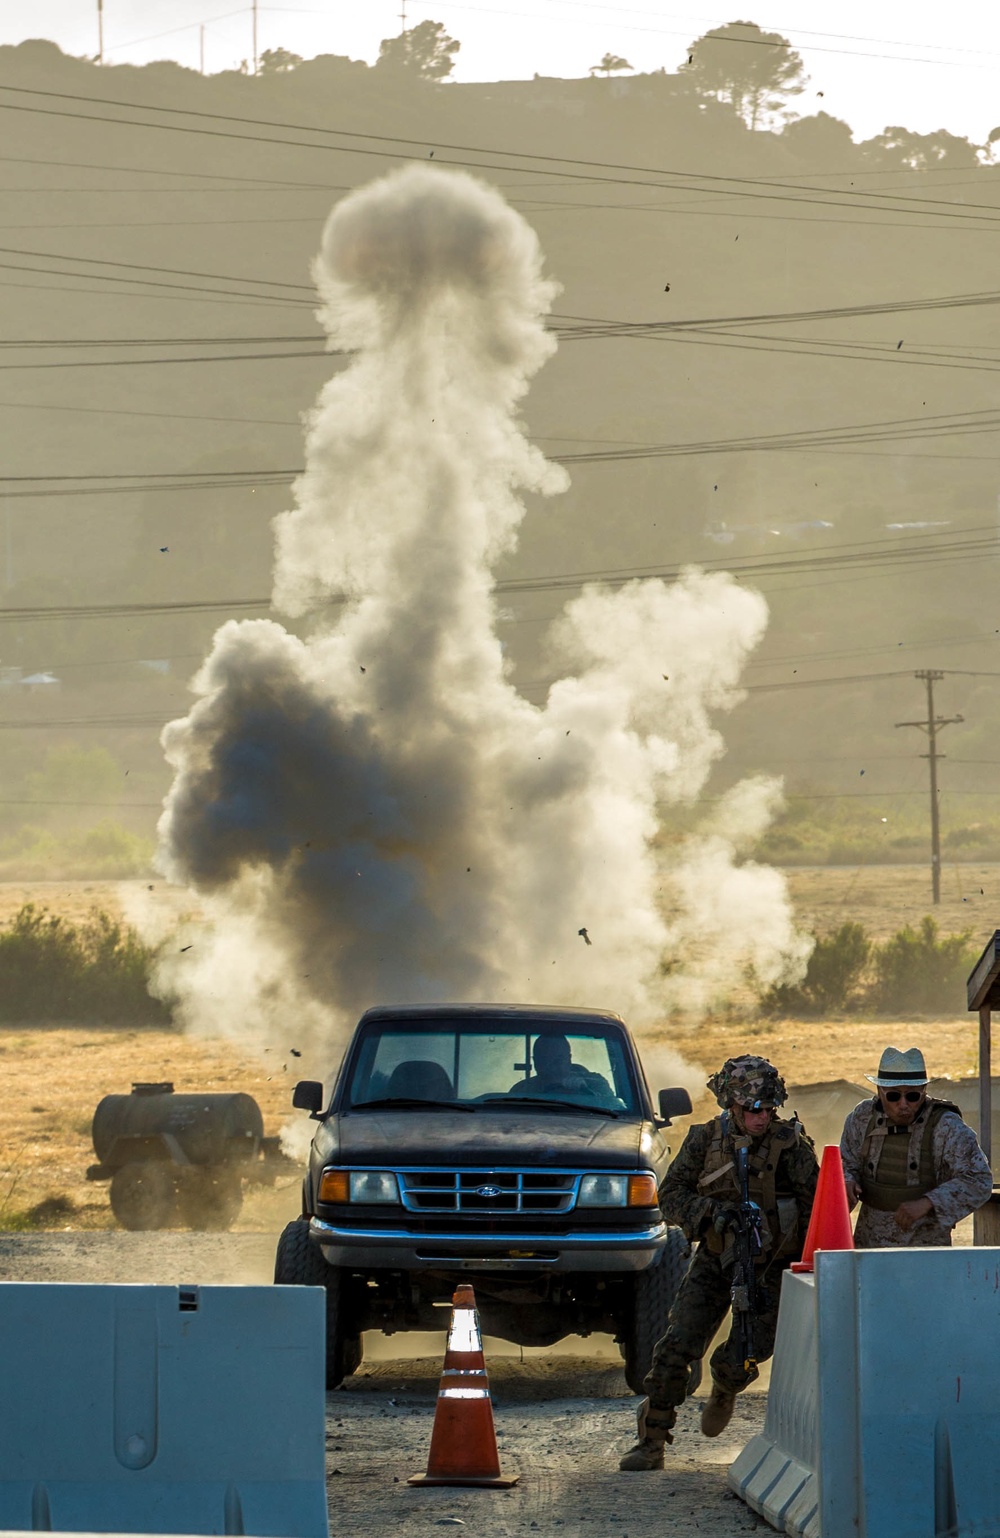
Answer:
[
  {"xmin": 376, "ymin": 20, "xmax": 460, "ymax": 80},
  {"xmin": 680, "ymin": 19, "xmax": 807, "ymax": 130},
  {"xmin": 590, "ymin": 53, "xmax": 633, "ymax": 78}
]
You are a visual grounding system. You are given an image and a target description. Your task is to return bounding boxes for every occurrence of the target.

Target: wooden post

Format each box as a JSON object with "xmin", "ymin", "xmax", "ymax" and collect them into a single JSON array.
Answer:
[
  {"xmin": 981, "ymin": 1004, "xmax": 992, "ymax": 1169},
  {"xmin": 967, "ymin": 931, "xmax": 1000, "ymax": 1244},
  {"xmin": 975, "ymin": 1004, "xmax": 996, "ymax": 1244}
]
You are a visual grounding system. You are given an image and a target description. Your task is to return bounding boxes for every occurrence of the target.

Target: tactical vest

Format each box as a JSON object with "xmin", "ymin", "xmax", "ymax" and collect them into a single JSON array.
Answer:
[
  {"xmin": 858, "ymin": 1097, "xmax": 961, "ymax": 1213},
  {"xmin": 696, "ymin": 1113, "xmax": 803, "ymax": 1262}
]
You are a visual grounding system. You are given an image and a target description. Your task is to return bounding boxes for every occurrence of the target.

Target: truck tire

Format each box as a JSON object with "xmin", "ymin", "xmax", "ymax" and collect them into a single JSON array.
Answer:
[
  {"xmin": 622, "ymin": 1226, "xmax": 699, "ymax": 1395},
  {"xmin": 178, "ymin": 1169, "xmax": 243, "ymax": 1231},
  {"xmin": 109, "ymin": 1162, "xmax": 176, "ymax": 1231},
  {"xmin": 274, "ymin": 1217, "xmax": 364, "ymax": 1389}
]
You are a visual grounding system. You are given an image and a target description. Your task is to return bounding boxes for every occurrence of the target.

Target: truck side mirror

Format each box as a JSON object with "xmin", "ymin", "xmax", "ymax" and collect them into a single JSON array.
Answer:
[
  {"xmin": 658, "ymin": 1086, "xmax": 693, "ymax": 1126},
  {"xmin": 292, "ymin": 1080, "xmax": 324, "ymax": 1117}
]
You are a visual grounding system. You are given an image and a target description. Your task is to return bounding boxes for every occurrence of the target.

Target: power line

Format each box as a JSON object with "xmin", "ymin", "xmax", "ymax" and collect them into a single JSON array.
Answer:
[
  {"xmin": 11, "ymin": 276, "xmax": 1000, "ymax": 344},
  {"xmin": 1, "ymin": 83, "xmax": 1000, "ymax": 231},
  {"xmin": 0, "ymin": 256, "xmax": 312, "ymax": 308},
  {"xmin": 0, "ymin": 796, "xmax": 163, "ymax": 807},
  {"xmin": 0, "ymin": 348, "xmax": 331, "ymax": 372},
  {"xmin": 6, "ymin": 403, "xmax": 1000, "ymax": 497},
  {"xmin": 0, "ymin": 715, "xmax": 173, "ymax": 729},
  {"xmin": 0, "ymin": 599, "xmax": 271, "ymax": 620},
  {"xmin": 0, "ymin": 242, "xmax": 312, "ymax": 294},
  {"xmin": 407, "ymin": 0, "xmax": 1000, "ymax": 69}
]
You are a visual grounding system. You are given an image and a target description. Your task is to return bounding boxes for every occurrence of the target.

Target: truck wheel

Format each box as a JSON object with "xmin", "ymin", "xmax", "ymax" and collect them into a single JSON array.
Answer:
[
  {"xmin": 178, "ymin": 1170, "xmax": 243, "ymax": 1231},
  {"xmin": 109, "ymin": 1162, "xmax": 175, "ymax": 1231},
  {"xmin": 274, "ymin": 1218, "xmax": 364, "ymax": 1390},
  {"xmin": 622, "ymin": 1226, "xmax": 695, "ymax": 1395}
]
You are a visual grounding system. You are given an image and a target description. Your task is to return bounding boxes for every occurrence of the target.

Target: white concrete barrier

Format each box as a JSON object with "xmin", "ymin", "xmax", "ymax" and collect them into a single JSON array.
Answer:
[
  {"xmin": 730, "ymin": 1248, "xmax": 1000, "ymax": 1537},
  {"xmin": 0, "ymin": 1283, "xmax": 328, "ymax": 1536}
]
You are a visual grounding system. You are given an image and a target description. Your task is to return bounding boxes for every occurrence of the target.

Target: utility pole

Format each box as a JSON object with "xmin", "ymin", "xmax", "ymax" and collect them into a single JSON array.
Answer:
[
  {"xmin": 97, "ymin": 0, "xmax": 104, "ymax": 63},
  {"xmin": 252, "ymin": 0, "xmax": 258, "ymax": 74},
  {"xmin": 896, "ymin": 669, "xmax": 963, "ymax": 905},
  {"xmin": 199, "ymin": 24, "xmax": 205, "ymax": 74},
  {"xmin": 400, "ymin": 0, "xmax": 407, "ymax": 31}
]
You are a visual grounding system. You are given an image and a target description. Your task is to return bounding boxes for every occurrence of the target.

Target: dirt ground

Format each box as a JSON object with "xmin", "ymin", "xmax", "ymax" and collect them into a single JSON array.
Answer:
[
  {"xmin": 0, "ymin": 866, "xmax": 992, "ymax": 1226},
  {"xmin": 0, "ymin": 1023, "xmax": 306, "ymax": 1227},
  {"xmin": 0, "ymin": 867, "xmax": 993, "ymax": 1534},
  {"xmin": 781, "ymin": 860, "xmax": 999, "ymax": 942}
]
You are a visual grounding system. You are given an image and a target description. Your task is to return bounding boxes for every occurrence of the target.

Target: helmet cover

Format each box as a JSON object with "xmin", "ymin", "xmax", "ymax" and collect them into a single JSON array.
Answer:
[{"xmin": 708, "ymin": 1054, "xmax": 787, "ymax": 1111}]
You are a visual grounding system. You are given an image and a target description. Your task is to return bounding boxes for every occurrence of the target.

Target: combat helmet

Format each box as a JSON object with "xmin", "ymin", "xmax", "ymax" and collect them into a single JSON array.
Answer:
[{"xmin": 707, "ymin": 1054, "xmax": 787, "ymax": 1112}]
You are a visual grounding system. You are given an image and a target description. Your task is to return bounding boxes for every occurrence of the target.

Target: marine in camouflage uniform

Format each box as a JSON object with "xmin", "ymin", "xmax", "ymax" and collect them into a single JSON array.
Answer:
[
  {"xmin": 840, "ymin": 1045, "xmax": 991, "ymax": 1248},
  {"xmin": 619, "ymin": 1054, "xmax": 818, "ymax": 1472}
]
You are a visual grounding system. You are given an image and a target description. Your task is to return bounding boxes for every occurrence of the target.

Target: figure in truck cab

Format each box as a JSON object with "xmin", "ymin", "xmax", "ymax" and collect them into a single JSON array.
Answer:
[
  {"xmin": 619, "ymin": 1054, "xmax": 818, "ymax": 1472},
  {"xmin": 511, "ymin": 1033, "xmax": 622, "ymax": 1109}
]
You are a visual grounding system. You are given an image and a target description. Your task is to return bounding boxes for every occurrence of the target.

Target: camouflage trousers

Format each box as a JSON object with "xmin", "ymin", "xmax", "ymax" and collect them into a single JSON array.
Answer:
[{"xmin": 643, "ymin": 1244, "xmax": 783, "ymax": 1408}]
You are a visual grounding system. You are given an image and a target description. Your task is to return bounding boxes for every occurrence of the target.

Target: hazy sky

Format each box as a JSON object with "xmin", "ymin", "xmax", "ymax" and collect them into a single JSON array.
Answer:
[{"xmin": 2, "ymin": 2, "xmax": 999, "ymax": 146}]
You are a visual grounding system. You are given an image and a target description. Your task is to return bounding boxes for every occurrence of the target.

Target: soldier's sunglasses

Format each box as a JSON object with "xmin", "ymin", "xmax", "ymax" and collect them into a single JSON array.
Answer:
[{"xmin": 883, "ymin": 1089, "xmax": 924, "ymax": 1104}]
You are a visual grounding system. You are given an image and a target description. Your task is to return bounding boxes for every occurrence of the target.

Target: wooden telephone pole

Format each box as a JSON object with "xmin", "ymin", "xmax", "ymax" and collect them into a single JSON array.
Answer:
[{"xmin": 895, "ymin": 669, "xmax": 963, "ymax": 905}]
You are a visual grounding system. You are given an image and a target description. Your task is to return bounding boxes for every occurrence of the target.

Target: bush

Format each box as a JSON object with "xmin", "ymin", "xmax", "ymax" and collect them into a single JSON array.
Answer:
[
  {"xmin": 0, "ymin": 821, "xmax": 153, "ymax": 880},
  {"xmin": 762, "ymin": 922, "xmax": 870, "ymax": 1015},
  {"xmin": 869, "ymin": 916, "xmax": 977, "ymax": 1016},
  {"xmin": 0, "ymin": 1195, "xmax": 78, "ymax": 1232},
  {"xmin": 761, "ymin": 915, "xmax": 978, "ymax": 1017},
  {"xmin": 0, "ymin": 904, "xmax": 171, "ymax": 1024}
]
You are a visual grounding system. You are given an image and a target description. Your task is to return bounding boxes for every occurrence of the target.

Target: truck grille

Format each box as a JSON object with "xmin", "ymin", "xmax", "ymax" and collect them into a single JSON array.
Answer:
[{"xmin": 398, "ymin": 1168, "xmax": 578, "ymax": 1215}]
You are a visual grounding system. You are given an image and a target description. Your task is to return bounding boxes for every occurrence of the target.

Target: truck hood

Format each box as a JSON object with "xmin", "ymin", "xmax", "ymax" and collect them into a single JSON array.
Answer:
[{"xmin": 333, "ymin": 1109, "xmax": 643, "ymax": 1168}]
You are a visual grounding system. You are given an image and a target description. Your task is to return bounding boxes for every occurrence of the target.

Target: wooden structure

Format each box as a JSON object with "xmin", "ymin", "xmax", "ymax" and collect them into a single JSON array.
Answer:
[{"xmin": 967, "ymin": 931, "xmax": 1000, "ymax": 1244}]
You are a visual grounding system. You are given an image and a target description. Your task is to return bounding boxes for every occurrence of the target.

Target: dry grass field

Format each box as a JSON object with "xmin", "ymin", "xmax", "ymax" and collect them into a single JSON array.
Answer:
[{"xmin": 0, "ymin": 865, "xmax": 992, "ymax": 1230}]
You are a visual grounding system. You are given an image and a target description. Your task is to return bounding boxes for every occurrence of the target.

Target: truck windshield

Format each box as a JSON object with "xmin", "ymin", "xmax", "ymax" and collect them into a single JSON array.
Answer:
[{"xmin": 347, "ymin": 1023, "xmax": 638, "ymax": 1115}]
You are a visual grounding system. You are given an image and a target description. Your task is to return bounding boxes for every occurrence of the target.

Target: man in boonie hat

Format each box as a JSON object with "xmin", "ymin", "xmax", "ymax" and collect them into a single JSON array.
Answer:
[{"xmin": 840, "ymin": 1046, "xmax": 991, "ymax": 1248}]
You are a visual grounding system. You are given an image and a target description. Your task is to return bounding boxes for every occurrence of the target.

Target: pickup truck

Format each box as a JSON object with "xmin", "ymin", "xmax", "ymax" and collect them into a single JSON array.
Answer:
[{"xmin": 275, "ymin": 1002, "xmax": 693, "ymax": 1392}]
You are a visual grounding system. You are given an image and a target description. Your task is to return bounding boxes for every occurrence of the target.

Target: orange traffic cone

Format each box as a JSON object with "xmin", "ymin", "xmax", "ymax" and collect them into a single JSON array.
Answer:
[
  {"xmin": 790, "ymin": 1143, "xmax": 855, "ymax": 1273},
  {"xmin": 408, "ymin": 1283, "xmax": 518, "ymax": 1488}
]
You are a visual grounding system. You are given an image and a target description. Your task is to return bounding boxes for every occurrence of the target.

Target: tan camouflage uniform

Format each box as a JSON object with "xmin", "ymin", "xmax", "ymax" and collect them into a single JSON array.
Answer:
[{"xmin": 840, "ymin": 1096, "xmax": 992, "ymax": 1247}]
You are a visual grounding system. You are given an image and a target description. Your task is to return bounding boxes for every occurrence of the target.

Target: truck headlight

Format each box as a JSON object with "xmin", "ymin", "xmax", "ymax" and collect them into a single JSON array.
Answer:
[
  {"xmin": 349, "ymin": 1170, "xmax": 399, "ymax": 1204},
  {"xmin": 578, "ymin": 1174, "xmax": 628, "ymax": 1207},
  {"xmin": 318, "ymin": 1168, "xmax": 400, "ymax": 1204},
  {"xmin": 578, "ymin": 1173, "xmax": 658, "ymax": 1208}
]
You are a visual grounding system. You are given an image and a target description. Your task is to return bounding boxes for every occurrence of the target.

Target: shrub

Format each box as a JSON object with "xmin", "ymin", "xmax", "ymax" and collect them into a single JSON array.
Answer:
[
  {"xmin": 0, "ymin": 904, "xmax": 171, "ymax": 1024},
  {"xmin": 759, "ymin": 916, "xmax": 977, "ymax": 1017},
  {"xmin": 762, "ymin": 921, "xmax": 870, "ymax": 1016},
  {"xmin": 869, "ymin": 916, "xmax": 977, "ymax": 1016},
  {"xmin": 0, "ymin": 821, "xmax": 153, "ymax": 880},
  {"xmin": 0, "ymin": 1195, "xmax": 78, "ymax": 1232}
]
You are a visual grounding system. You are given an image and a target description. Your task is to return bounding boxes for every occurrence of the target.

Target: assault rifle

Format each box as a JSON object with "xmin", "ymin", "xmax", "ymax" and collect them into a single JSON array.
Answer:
[{"xmin": 730, "ymin": 1142, "xmax": 764, "ymax": 1374}]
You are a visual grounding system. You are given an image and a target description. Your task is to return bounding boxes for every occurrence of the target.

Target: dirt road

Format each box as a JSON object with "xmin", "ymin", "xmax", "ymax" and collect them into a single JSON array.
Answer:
[{"xmin": 0, "ymin": 1232, "xmax": 765, "ymax": 1537}]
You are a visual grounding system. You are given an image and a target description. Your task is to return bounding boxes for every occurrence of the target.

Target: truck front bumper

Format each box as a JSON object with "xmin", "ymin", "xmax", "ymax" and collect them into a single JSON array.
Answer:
[{"xmin": 309, "ymin": 1216, "xmax": 667, "ymax": 1272}]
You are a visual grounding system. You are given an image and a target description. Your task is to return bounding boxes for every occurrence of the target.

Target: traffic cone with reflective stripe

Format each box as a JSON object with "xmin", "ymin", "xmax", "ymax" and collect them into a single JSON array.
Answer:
[
  {"xmin": 408, "ymin": 1283, "xmax": 518, "ymax": 1488},
  {"xmin": 790, "ymin": 1143, "xmax": 854, "ymax": 1273}
]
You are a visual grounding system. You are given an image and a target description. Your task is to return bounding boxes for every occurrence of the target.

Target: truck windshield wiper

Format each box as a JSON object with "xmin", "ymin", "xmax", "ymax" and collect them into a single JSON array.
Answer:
[
  {"xmin": 494, "ymin": 1096, "xmax": 620, "ymax": 1119},
  {"xmin": 350, "ymin": 1096, "xmax": 475, "ymax": 1113}
]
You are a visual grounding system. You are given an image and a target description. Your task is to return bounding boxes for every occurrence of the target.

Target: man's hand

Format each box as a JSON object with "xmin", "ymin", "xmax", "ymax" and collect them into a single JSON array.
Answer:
[
  {"xmin": 712, "ymin": 1204, "xmax": 742, "ymax": 1237},
  {"xmin": 845, "ymin": 1177, "xmax": 862, "ymax": 1211},
  {"xmin": 894, "ymin": 1196, "xmax": 933, "ymax": 1232}
]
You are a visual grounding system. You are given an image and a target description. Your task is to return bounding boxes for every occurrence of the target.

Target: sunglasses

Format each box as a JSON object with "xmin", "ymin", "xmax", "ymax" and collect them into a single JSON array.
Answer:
[{"xmin": 883, "ymin": 1089, "xmax": 924, "ymax": 1104}]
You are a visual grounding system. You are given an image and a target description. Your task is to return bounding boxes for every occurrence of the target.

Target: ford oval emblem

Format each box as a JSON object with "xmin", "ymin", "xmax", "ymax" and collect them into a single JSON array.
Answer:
[{"xmin": 476, "ymin": 1184, "xmax": 502, "ymax": 1198}]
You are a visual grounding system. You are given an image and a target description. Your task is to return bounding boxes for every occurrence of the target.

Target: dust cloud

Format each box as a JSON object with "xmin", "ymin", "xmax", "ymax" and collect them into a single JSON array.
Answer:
[{"xmin": 150, "ymin": 164, "xmax": 809, "ymax": 1078}]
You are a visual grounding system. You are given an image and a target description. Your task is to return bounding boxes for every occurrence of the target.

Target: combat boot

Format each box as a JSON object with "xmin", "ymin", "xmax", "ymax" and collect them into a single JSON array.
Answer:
[
  {"xmin": 619, "ymin": 1436, "xmax": 666, "ymax": 1471},
  {"xmin": 700, "ymin": 1386, "xmax": 736, "ymax": 1437},
  {"xmin": 618, "ymin": 1397, "xmax": 676, "ymax": 1471}
]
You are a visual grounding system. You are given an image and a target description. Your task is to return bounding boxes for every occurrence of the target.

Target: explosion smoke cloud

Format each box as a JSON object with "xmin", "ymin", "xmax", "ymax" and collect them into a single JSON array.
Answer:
[{"xmin": 153, "ymin": 164, "xmax": 809, "ymax": 1075}]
